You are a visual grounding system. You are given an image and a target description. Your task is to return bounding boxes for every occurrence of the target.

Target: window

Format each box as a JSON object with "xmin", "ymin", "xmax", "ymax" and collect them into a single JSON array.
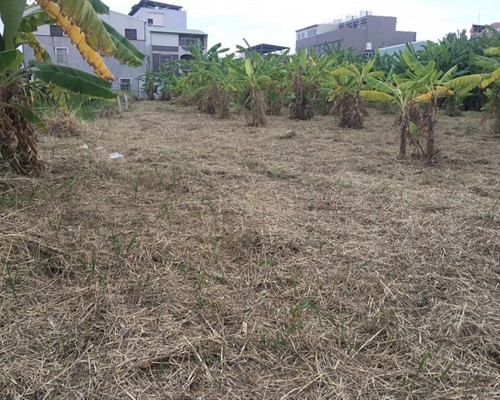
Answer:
[
  {"xmin": 50, "ymin": 25, "xmax": 63, "ymax": 36},
  {"xmin": 179, "ymin": 37, "xmax": 201, "ymax": 49},
  {"xmin": 160, "ymin": 55, "xmax": 177, "ymax": 66},
  {"xmin": 124, "ymin": 29, "xmax": 137, "ymax": 41},
  {"xmin": 55, "ymin": 47, "xmax": 68, "ymax": 65},
  {"xmin": 308, "ymin": 29, "xmax": 317, "ymax": 38},
  {"xmin": 119, "ymin": 78, "xmax": 132, "ymax": 92},
  {"xmin": 147, "ymin": 13, "xmax": 164, "ymax": 27}
]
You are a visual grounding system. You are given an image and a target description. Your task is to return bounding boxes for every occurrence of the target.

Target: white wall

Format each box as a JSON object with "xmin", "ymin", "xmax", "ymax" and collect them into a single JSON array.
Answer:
[
  {"xmin": 132, "ymin": 8, "xmax": 187, "ymax": 30},
  {"xmin": 151, "ymin": 32, "xmax": 178, "ymax": 47}
]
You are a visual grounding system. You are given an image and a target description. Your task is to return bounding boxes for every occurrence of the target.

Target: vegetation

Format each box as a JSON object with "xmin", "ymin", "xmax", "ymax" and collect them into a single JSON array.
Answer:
[
  {"xmin": 1, "ymin": 9, "xmax": 500, "ymax": 400},
  {"xmin": 143, "ymin": 31, "xmax": 499, "ymax": 159},
  {"xmin": 1, "ymin": 101, "xmax": 498, "ymax": 399},
  {"xmin": 0, "ymin": 0, "xmax": 143, "ymax": 173}
]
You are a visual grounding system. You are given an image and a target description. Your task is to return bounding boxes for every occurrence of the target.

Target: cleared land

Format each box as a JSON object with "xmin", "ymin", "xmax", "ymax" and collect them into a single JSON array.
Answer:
[{"xmin": 1, "ymin": 101, "xmax": 499, "ymax": 399}]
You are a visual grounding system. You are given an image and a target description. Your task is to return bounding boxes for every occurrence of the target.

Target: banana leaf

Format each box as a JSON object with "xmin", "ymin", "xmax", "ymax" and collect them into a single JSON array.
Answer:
[
  {"xmin": 33, "ymin": 63, "xmax": 116, "ymax": 99},
  {"xmin": 0, "ymin": 0, "xmax": 27, "ymax": 50},
  {"xmin": 0, "ymin": 49, "xmax": 24, "ymax": 74}
]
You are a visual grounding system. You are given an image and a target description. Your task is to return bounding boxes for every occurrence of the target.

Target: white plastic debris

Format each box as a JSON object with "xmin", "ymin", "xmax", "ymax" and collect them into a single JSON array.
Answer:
[{"xmin": 108, "ymin": 152, "xmax": 124, "ymax": 159}]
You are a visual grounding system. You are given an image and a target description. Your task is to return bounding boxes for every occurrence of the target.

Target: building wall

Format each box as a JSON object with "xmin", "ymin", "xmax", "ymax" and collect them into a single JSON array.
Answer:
[
  {"xmin": 151, "ymin": 32, "xmax": 178, "ymax": 46},
  {"xmin": 296, "ymin": 15, "xmax": 416, "ymax": 54},
  {"xmin": 131, "ymin": 6, "xmax": 206, "ymax": 72},
  {"xmin": 132, "ymin": 7, "xmax": 187, "ymax": 30}
]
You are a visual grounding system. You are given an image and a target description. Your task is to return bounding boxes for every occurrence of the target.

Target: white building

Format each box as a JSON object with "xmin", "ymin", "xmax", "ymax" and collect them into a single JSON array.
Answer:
[{"xmin": 129, "ymin": 1, "xmax": 208, "ymax": 71}]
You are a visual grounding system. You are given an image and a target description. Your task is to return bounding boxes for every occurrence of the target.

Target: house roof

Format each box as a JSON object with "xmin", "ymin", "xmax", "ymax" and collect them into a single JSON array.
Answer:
[
  {"xmin": 148, "ymin": 27, "xmax": 207, "ymax": 36},
  {"xmin": 129, "ymin": 0, "xmax": 183, "ymax": 16},
  {"xmin": 378, "ymin": 40, "xmax": 427, "ymax": 56},
  {"xmin": 247, "ymin": 43, "xmax": 289, "ymax": 54}
]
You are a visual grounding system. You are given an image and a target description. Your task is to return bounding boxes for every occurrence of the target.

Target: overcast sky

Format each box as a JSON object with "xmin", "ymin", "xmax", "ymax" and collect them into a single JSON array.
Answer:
[
  {"xmin": 102, "ymin": 0, "xmax": 500, "ymax": 51},
  {"xmin": 1, "ymin": 1, "xmax": 498, "ymax": 52}
]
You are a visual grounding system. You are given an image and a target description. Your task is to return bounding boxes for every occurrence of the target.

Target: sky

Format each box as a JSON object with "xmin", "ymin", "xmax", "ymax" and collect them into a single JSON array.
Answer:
[
  {"xmin": 103, "ymin": 0, "xmax": 500, "ymax": 52},
  {"xmin": 1, "ymin": 1, "xmax": 498, "ymax": 52}
]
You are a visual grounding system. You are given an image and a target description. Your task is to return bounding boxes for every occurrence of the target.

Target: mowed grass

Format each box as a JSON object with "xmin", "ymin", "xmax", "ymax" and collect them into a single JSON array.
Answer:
[{"xmin": 1, "ymin": 101, "xmax": 499, "ymax": 399}]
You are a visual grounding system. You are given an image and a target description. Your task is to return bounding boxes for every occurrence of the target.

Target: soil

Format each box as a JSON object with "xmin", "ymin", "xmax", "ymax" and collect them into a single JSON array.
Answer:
[{"xmin": 1, "ymin": 101, "xmax": 499, "ymax": 399}]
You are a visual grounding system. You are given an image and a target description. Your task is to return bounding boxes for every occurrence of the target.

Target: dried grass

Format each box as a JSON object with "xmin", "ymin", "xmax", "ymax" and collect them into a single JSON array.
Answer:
[{"xmin": 1, "ymin": 102, "xmax": 499, "ymax": 399}]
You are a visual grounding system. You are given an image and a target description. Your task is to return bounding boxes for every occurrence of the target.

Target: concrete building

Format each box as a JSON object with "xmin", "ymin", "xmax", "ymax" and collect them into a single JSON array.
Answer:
[
  {"xmin": 129, "ymin": 1, "xmax": 208, "ymax": 71},
  {"xmin": 470, "ymin": 22, "xmax": 500, "ymax": 39},
  {"xmin": 296, "ymin": 11, "xmax": 416, "ymax": 55}
]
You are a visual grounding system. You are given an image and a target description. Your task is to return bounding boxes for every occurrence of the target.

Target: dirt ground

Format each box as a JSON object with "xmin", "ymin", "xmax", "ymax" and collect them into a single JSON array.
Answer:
[{"xmin": 1, "ymin": 101, "xmax": 499, "ymax": 399}]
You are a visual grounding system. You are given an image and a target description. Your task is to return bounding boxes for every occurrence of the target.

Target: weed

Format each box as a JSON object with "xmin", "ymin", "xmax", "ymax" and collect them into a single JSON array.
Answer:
[
  {"xmin": 89, "ymin": 250, "xmax": 97, "ymax": 275},
  {"xmin": 111, "ymin": 234, "xmax": 122, "ymax": 257},
  {"xmin": 195, "ymin": 294, "xmax": 206, "ymax": 309},
  {"xmin": 416, "ymin": 350, "xmax": 431, "ymax": 375},
  {"xmin": 4, "ymin": 263, "xmax": 18, "ymax": 300},
  {"xmin": 344, "ymin": 259, "xmax": 370, "ymax": 288},
  {"xmin": 49, "ymin": 216, "xmax": 64, "ymax": 237},
  {"xmin": 126, "ymin": 233, "xmax": 137, "ymax": 257},
  {"xmin": 79, "ymin": 250, "xmax": 98, "ymax": 275},
  {"xmin": 136, "ymin": 272, "xmax": 152, "ymax": 290},
  {"xmin": 259, "ymin": 330, "xmax": 288, "ymax": 349},
  {"xmin": 156, "ymin": 203, "xmax": 171, "ymax": 220},
  {"xmin": 170, "ymin": 165, "xmax": 181, "ymax": 190},
  {"xmin": 110, "ymin": 232, "xmax": 137, "ymax": 259},
  {"xmin": 441, "ymin": 359, "xmax": 456, "ymax": 379}
]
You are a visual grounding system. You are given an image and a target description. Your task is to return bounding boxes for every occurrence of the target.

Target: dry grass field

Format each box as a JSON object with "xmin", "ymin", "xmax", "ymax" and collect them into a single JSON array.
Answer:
[{"xmin": 1, "ymin": 101, "xmax": 499, "ymax": 399}]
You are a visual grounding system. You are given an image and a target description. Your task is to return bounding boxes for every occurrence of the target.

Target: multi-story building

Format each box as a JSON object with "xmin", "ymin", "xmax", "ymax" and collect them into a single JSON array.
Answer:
[
  {"xmin": 470, "ymin": 22, "xmax": 500, "ymax": 39},
  {"xmin": 22, "ymin": 1, "xmax": 207, "ymax": 95},
  {"xmin": 296, "ymin": 11, "xmax": 416, "ymax": 55},
  {"xmin": 129, "ymin": 1, "xmax": 208, "ymax": 71}
]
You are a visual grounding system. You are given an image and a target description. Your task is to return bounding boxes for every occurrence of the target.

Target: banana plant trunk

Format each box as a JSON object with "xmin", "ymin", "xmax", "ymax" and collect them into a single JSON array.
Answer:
[
  {"xmin": 424, "ymin": 104, "xmax": 438, "ymax": 163},
  {"xmin": 0, "ymin": 81, "xmax": 43, "ymax": 174},
  {"xmin": 399, "ymin": 109, "xmax": 409, "ymax": 157}
]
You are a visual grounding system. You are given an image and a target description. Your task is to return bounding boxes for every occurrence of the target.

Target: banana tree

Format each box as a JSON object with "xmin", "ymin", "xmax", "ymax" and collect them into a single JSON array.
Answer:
[
  {"xmin": 286, "ymin": 50, "xmax": 332, "ymax": 120},
  {"xmin": 231, "ymin": 45, "xmax": 275, "ymax": 126},
  {"xmin": 0, "ymin": 0, "xmax": 144, "ymax": 174},
  {"xmin": 481, "ymin": 47, "xmax": 500, "ymax": 133},
  {"xmin": 138, "ymin": 71, "xmax": 159, "ymax": 100},
  {"xmin": 175, "ymin": 43, "xmax": 234, "ymax": 118},
  {"xmin": 363, "ymin": 50, "xmax": 456, "ymax": 161},
  {"xmin": 446, "ymin": 47, "xmax": 500, "ymax": 134},
  {"xmin": 327, "ymin": 59, "xmax": 383, "ymax": 129}
]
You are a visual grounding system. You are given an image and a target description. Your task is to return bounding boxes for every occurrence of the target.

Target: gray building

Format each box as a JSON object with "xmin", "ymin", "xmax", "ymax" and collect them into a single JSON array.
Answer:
[
  {"xmin": 296, "ymin": 12, "xmax": 416, "ymax": 55},
  {"xmin": 129, "ymin": 1, "xmax": 208, "ymax": 71}
]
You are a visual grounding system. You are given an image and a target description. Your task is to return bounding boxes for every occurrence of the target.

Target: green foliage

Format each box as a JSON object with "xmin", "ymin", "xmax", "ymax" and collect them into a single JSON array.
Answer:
[
  {"xmin": 34, "ymin": 63, "xmax": 116, "ymax": 99},
  {"xmin": 0, "ymin": 49, "xmax": 24, "ymax": 75},
  {"xmin": 0, "ymin": 0, "xmax": 27, "ymax": 50},
  {"xmin": 138, "ymin": 70, "xmax": 159, "ymax": 100}
]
